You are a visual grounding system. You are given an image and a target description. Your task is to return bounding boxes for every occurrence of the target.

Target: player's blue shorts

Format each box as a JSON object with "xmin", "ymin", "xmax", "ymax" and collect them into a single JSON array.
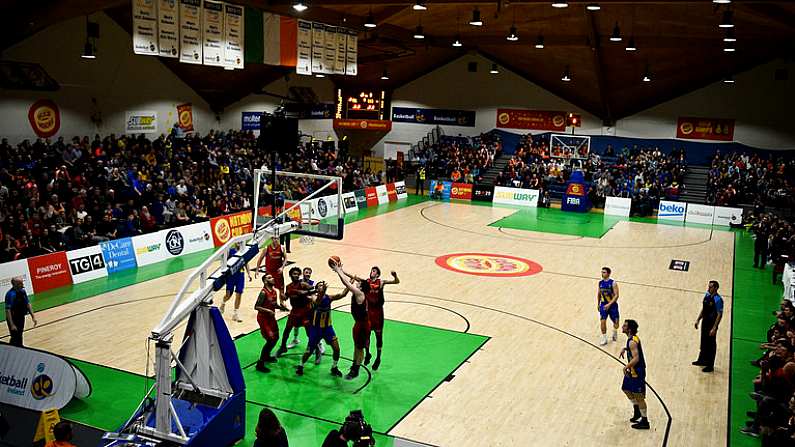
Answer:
[
  {"xmin": 226, "ymin": 272, "xmax": 245, "ymax": 294},
  {"xmin": 622, "ymin": 374, "xmax": 646, "ymax": 394},
  {"xmin": 599, "ymin": 302, "xmax": 620, "ymax": 322},
  {"xmin": 308, "ymin": 326, "xmax": 337, "ymax": 349}
]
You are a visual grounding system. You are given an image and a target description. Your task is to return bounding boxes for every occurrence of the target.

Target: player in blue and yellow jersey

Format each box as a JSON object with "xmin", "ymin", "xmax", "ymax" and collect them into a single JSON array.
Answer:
[
  {"xmin": 597, "ymin": 266, "xmax": 620, "ymax": 345},
  {"xmin": 619, "ymin": 319, "xmax": 650, "ymax": 430},
  {"xmin": 220, "ymin": 242, "xmax": 252, "ymax": 322},
  {"xmin": 295, "ymin": 281, "xmax": 347, "ymax": 377}
]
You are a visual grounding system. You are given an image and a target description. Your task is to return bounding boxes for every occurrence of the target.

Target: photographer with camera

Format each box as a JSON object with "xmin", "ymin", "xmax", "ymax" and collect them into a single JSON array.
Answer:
[{"xmin": 322, "ymin": 410, "xmax": 374, "ymax": 447}]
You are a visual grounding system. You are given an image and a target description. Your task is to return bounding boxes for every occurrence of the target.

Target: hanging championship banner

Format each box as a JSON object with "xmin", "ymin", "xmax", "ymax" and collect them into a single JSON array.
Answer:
[
  {"xmin": 345, "ymin": 29, "xmax": 357, "ymax": 76},
  {"xmin": 202, "ymin": 0, "xmax": 225, "ymax": 66},
  {"xmin": 132, "ymin": 0, "xmax": 159, "ymax": 55},
  {"xmin": 158, "ymin": 0, "xmax": 179, "ymax": 58},
  {"xmin": 334, "ymin": 28, "xmax": 346, "ymax": 74},
  {"xmin": 179, "ymin": 0, "xmax": 202, "ymax": 64},
  {"xmin": 311, "ymin": 22, "xmax": 325, "ymax": 74},
  {"xmin": 177, "ymin": 103, "xmax": 194, "ymax": 131},
  {"xmin": 296, "ymin": 20, "xmax": 312, "ymax": 75},
  {"xmin": 323, "ymin": 25, "xmax": 336, "ymax": 75},
  {"xmin": 223, "ymin": 4, "xmax": 244, "ymax": 69},
  {"xmin": 27, "ymin": 100, "xmax": 60, "ymax": 138}
]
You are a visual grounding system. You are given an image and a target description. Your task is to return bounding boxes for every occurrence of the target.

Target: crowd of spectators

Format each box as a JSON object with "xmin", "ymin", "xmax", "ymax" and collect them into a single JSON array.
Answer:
[
  {"xmin": 0, "ymin": 130, "xmax": 388, "ymax": 262},
  {"xmin": 413, "ymin": 133, "xmax": 499, "ymax": 183},
  {"xmin": 708, "ymin": 151, "xmax": 795, "ymax": 208}
]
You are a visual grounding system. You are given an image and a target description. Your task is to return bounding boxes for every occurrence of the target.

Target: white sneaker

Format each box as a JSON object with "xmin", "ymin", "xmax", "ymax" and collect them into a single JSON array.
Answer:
[
  {"xmin": 612, "ymin": 331, "xmax": 618, "ymax": 342},
  {"xmin": 318, "ymin": 341, "xmax": 326, "ymax": 355},
  {"xmin": 220, "ymin": 303, "xmax": 225, "ymax": 314},
  {"xmin": 599, "ymin": 335, "xmax": 608, "ymax": 346},
  {"xmin": 233, "ymin": 311, "xmax": 242, "ymax": 322},
  {"xmin": 287, "ymin": 338, "xmax": 300, "ymax": 349},
  {"xmin": 314, "ymin": 350, "xmax": 322, "ymax": 364}
]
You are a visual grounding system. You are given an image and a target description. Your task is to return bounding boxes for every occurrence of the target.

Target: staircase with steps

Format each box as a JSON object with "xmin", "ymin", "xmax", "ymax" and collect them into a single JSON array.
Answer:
[
  {"xmin": 680, "ymin": 165, "xmax": 710, "ymax": 204},
  {"xmin": 479, "ymin": 153, "xmax": 513, "ymax": 185}
]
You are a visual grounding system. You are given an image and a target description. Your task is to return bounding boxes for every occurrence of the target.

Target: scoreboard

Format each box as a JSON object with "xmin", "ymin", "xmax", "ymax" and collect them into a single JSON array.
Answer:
[{"xmin": 335, "ymin": 88, "xmax": 389, "ymax": 120}]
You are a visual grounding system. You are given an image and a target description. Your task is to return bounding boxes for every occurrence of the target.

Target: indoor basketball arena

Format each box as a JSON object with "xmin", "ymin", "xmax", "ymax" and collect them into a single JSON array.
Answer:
[{"xmin": 1, "ymin": 1, "xmax": 794, "ymax": 446}]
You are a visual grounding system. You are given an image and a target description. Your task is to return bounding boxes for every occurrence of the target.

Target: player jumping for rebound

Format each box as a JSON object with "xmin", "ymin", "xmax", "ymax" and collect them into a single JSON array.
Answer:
[
  {"xmin": 340, "ymin": 266, "xmax": 399, "ymax": 370},
  {"xmin": 295, "ymin": 281, "xmax": 347, "ymax": 377},
  {"xmin": 597, "ymin": 267, "xmax": 620, "ymax": 346},
  {"xmin": 220, "ymin": 242, "xmax": 252, "ymax": 322},
  {"xmin": 619, "ymin": 319, "xmax": 650, "ymax": 430},
  {"xmin": 331, "ymin": 262, "xmax": 369, "ymax": 380},
  {"xmin": 276, "ymin": 267, "xmax": 313, "ymax": 357}
]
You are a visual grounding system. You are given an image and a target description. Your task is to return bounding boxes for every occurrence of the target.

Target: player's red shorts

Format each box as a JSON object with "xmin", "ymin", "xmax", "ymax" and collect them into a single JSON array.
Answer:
[
  {"xmin": 367, "ymin": 307, "xmax": 384, "ymax": 332},
  {"xmin": 257, "ymin": 312, "xmax": 278, "ymax": 341},
  {"xmin": 287, "ymin": 308, "xmax": 310, "ymax": 328},
  {"xmin": 267, "ymin": 269, "xmax": 285, "ymax": 291},
  {"xmin": 352, "ymin": 318, "xmax": 371, "ymax": 349}
]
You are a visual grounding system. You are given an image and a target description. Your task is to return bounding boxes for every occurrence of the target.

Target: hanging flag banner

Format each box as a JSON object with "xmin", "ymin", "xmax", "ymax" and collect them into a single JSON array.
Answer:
[
  {"xmin": 179, "ymin": 0, "xmax": 202, "ymax": 64},
  {"xmin": 157, "ymin": 0, "xmax": 179, "ymax": 58},
  {"xmin": 28, "ymin": 100, "xmax": 60, "ymax": 138},
  {"xmin": 263, "ymin": 13, "xmax": 298, "ymax": 67},
  {"xmin": 345, "ymin": 29, "xmax": 357, "ymax": 76},
  {"xmin": 202, "ymin": 0, "xmax": 225, "ymax": 66},
  {"xmin": 323, "ymin": 25, "xmax": 336, "ymax": 75},
  {"xmin": 392, "ymin": 107, "xmax": 476, "ymax": 127},
  {"xmin": 676, "ymin": 117, "xmax": 735, "ymax": 141},
  {"xmin": 177, "ymin": 103, "xmax": 194, "ymax": 131},
  {"xmin": 132, "ymin": 0, "xmax": 159, "ymax": 56},
  {"xmin": 334, "ymin": 28, "xmax": 346, "ymax": 75},
  {"xmin": 125, "ymin": 111, "xmax": 158, "ymax": 133},
  {"xmin": 311, "ymin": 22, "xmax": 325, "ymax": 74},
  {"xmin": 296, "ymin": 20, "xmax": 313, "ymax": 75},
  {"xmin": 223, "ymin": 4, "xmax": 244, "ymax": 68},
  {"xmin": 496, "ymin": 109, "xmax": 567, "ymax": 131}
]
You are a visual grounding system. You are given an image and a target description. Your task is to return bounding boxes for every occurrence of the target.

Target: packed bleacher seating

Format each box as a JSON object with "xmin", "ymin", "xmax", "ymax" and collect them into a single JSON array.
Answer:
[
  {"xmin": 707, "ymin": 151, "xmax": 795, "ymax": 208},
  {"xmin": 415, "ymin": 133, "xmax": 499, "ymax": 183},
  {"xmin": 0, "ymin": 130, "xmax": 390, "ymax": 262}
]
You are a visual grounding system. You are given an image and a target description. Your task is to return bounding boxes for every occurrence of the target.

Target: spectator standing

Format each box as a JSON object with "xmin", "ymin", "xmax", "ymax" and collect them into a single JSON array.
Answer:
[
  {"xmin": 44, "ymin": 421, "xmax": 77, "ymax": 447},
  {"xmin": 253, "ymin": 408, "xmax": 288, "ymax": 447},
  {"xmin": 5, "ymin": 277, "xmax": 37, "ymax": 347}
]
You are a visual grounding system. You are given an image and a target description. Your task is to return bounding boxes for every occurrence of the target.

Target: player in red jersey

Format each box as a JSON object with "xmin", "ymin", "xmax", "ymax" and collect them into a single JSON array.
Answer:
[
  {"xmin": 275, "ymin": 267, "xmax": 314, "ymax": 357},
  {"xmin": 332, "ymin": 262, "xmax": 369, "ymax": 380},
  {"xmin": 341, "ymin": 266, "xmax": 399, "ymax": 370},
  {"xmin": 256, "ymin": 237, "xmax": 286, "ymax": 301},
  {"xmin": 254, "ymin": 274, "xmax": 284, "ymax": 373}
]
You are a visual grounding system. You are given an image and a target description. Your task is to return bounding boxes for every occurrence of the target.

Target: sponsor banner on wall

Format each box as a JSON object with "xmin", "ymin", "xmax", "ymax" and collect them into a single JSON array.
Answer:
[
  {"xmin": 100, "ymin": 238, "xmax": 137, "ymax": 274},
  {"xmin": 429, "ymin": 181, "xmax": 453, "ymax": 200},
  {"xmin": 66, "ymin": 246, "xmax": 107, "ymax": 284},
  {"xmin": 714, "ymin": 206, "xmax": 743, "ymax": 227},
  {"xmin": 134, "ymin": 223, "xmax": 213, "ymax": 266},
  {"xmin": 345, "ymin": 29, "xmax": 357, "ymax": 76},
  {"xmin": 241, "ymin": 112, "xmax": 261, "ymax": 130},
  {"xmin": 365, "ymin": 187, "xmax": 378, "ymax": 207},
  {"xmin": 132, "ymin": 0, "xmax": 159, "ymax": 56},
  {"xmin": 354, "ymin": 189, "xmax": 368, "ymax": 209},
  {"xmin": 676, "ymin": 117, "xmax": 735, "ymax": 141},
  {"xmin": 177, "ymin": 103, "xmax": 194, "ymax": 131},
  {"xmin": 311, "ymin": 22, "xmax": 325, "ymax": 74},
  {"xmin": 493, "ymin": 186, "xmax": 539, "ymax": 207},
  {"xmin": 604, "ymin": 196, "xmax": 632, "ymax": 217},
  {"xmin": 210, "ymin": 210, "xmax": 253, "ymax": 246},
  {"xmin": 496, "ymin": 109, "xmax": 567, "ymax": 131},
  {"xmin": 315, "ymin": 195, "xmax": 340, "ymax": 219},
  {"xmin": 202, "ymin": 0, "xmax": 225, "ymax": 66},
  {"xmin": 386, "ymin": 183, "xmax": 398, "ymax": 202},
  {"xmin": 27, "ymin": 252, "xmax": 72, "ymax": 294},
  {"xmin": 685, "ymin": 204, "xmax": 716, "ymax": 225},
  {"xmin": 0, "ymin": 259, "xmax": 34, "ymax": 295},
  {"xmin": 28, "ymin": 100, "xmax": 60, "ymax": 139},
  {"xmin": 296, "ymin": 20, "xmax": 313, "ymax": 75},
  {"xmin": 561, "ymin": 174, "xmax": 590, "ymax": 212},
  {"xmin": 375, "ymin": 185, "xmax": 389, "ymax": 205},
  {"xmin": 132, "ymin": 231, "xmax": 167, "ymax": 266},
  {"xmin": 394, "ymin": 181, "xmax": 408, "ymax": 199},
  {"xmin": 392, "ymin": 107, "xmax": 476, "ymax": 127},
  {"xmin": 125, "ymin": 111, "xmax": 158, "ymax": 133},
  {"xmin": 179, "ymin": 0, "xmax": 203, "ymax": 64},
  {"xmin": 158, "ymin": 0, "xmax": 180, "ymax": 58},
  {"xmin": 322, "ymin": 25, "xmax": 336, "ymax": 75},
  {"xmin": 342, "ymin": 192, "xmax": 359, "ymax": 213},
  {"xmin": 658, "ymin": 200, "xmax": 687, "ymax": 222},
  {"xmin": 472, "ymin": 184, "xmax": 494, "ymax": 202},
  {"xmin": 223, "ymin": 3, "xmax": 244, "ymax": 69},
  {"xmin": 0, "ymin": 344, "xmax": 91, "ymax": 411},
  {"xmin": 332, "ymin": 119, "xmax": 392, "ymax": 131},
  {"xmin": 451, "ymin": 182, "xmax": 473, "ymax": 200}
]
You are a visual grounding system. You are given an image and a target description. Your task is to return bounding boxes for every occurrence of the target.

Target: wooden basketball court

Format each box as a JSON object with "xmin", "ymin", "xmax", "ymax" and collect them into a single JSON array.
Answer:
[{"xmin": 1, "ymin": 200, "xmax": 733, "ymax": 447}]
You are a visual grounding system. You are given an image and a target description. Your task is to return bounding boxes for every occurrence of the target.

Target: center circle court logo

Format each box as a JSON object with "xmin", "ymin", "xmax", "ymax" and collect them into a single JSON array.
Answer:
[
  {"xmin": 165, "ymin": 230, "xmax": 185, "ymax": 255},
  {"xmin": 435, "ymin": 253, "xmax": 542, "ymax": 278},
  {"xmin": 30, "ymin": 374, "xmax": 54, "ymax": 400}
]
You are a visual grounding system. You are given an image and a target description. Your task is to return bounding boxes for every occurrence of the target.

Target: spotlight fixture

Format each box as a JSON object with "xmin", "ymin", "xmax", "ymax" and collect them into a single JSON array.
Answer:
[
  {"xmin": 292, "ymin": 0, "xmax": 308, "ymax": 12},
  {"xmin": 364, "ymin": 11, "xmax": 376, "ymax": 28},
  {"xmin": 490, "ymin": 63, "xmax": 499, "ymax": 74},
  {"xmin": 452, "ymin": 35, "xmax": 463, "ymax": 47},
  {"xmin": 561, "ymin": 66, "xmax": 571, "ymax": 82},
  {"xmin": 535, "ymin": 35, "xmax": 545, "ymax": 49},
  {"xmin": 413, "ymin": 0, "xmax": 427, "ymax": 11},
  {"xmin": 507, "ymin": 25, "xmax": 519, "ymax": 41},
  {"xmin": 642, "ymin": 66, "xmax": 652, "ymax": 82},
  {"xmin": 469, "ymin": 7, "xmax": 483, "ymax": 26},
  {"xmin": 723, "ymin": 75, "xmax": 735, "ymax": 83},
  {"xmin": 414, "ymin": 24, "xmax": 425, "ymax": 39},
  {"xmin": 719, "ymin": 10, "xmax": 734, "ymax": 28},
  {"xmin": 586, "ymin": 3, "xmax": 601, "ymax": 11},
  {"xmin": 723, "ymin": 29, "xmax": 736, "ymax": 42},
  {"xmin": 609, "ymin": 22, "xmax": 622, "ymax": 42},
  {"xmin": 551, "ymin": 1, "xmax": 569, "ymax": 8},
  {"xmin": 625, "ymin": 36, "xmax": 637, "ymax": 51},
  {"xmin": 81, "ymin": 41, "xmax": 96, "ymax": 59},
  {"xmin": 381, "ymin": 69, "xmax": 390, "ymax": 80}
]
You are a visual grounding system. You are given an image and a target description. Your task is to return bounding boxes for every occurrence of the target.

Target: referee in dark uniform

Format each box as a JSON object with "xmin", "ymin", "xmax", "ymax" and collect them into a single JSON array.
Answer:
[
  {"xmin": 693, "ymin": 280, "xmax": 723, "ymax": 373},
  {"xmin": 5, "ymin": 277, "xmax": 37, "ymax": 347}
]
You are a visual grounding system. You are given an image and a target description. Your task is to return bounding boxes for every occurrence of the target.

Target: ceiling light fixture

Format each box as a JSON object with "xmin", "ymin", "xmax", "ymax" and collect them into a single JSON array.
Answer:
[
  {"xmin": 381, "ymin": 69, "xmax": 390, "ymax": 80},
  {"xmin": 586, "ymin": 3, "xmax": 601, "ymax": 11},
  {"xmin": 414, "ymin": 24, "xmax": 425, "ymax": 39},
  {"xmin": 81, "ymin": 41, "xmax": 96, "ymax": 59},
  {"xmin": 625, "ymin": 36, "xmax": 637, "ymax": 51},
  {"xmin": 561, "ymin": 66, "xmax": 571, "ymax": 82},
  {"xmin": 490, "ymin": 63, "xmax": 499, "ymax": 74},
  {"xmin": 364, "ymin": 11, "xmax": 376, "ymax": 28},
  {"xmin": 315, "ymin": 73, "xmax": 325, "ymax": 77},
  {"xmin": 551, "ymin": 1, "xmax": 569, "ymax": 8},
  {"xmin": 292, "ymin": 0, "xmax": 308, "ymax": 12},
  {"xmin": 413, "ymin": 0, "xmax": 427, "ymax": 11},
  {"xmin": 713, "ymin": 0, "xmax": 731, "ymax": 4},
  {"xmin": 224, "ymin": 66, "xmax": 235, "ymax": 71},
  {"xmin": 723, "ymin": 29, "xmax": 736, "ymax": 42},
  {"xmin": 642, "ymin": 65, "xmax": 652, "ymax": 82},
  {"xmin": 723, "ymin": 45, "xmax": 735, "ymax": 52},
  {"xmin": 452, "ymin": 35, "xmax": 463, "ymax": 47},
  {"xmin": 535, "ymin": 35, "xmax": 545, "ymax": 49},
  {"xmin": 469, "ymin": 7, "xmax": 483, "ymax": 26},
  {"xmin": 507, "ymin": 25, "xmax": 519, "ymax": 41},
  {"xmin": 610, "ymin": 22, "xmax": 622, "ymax": 42},
  {"xmin": 723, "ymin": 75, "xmax": 735, "ymax": 83},
  {"xmin": 719, "ymin": 10, "xmax": 734, "ymax": 28}
]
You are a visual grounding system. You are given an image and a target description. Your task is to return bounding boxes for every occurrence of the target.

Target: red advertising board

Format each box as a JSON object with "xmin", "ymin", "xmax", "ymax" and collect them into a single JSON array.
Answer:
[
  {"xmin": 333, "ymin": 119, "xmax": 393, "ymax": 131},
  {"xmin": 210, "ymin": 211, "xmax": 254, "ymax": 247},
  {"xmin": 496, "ymin": 109, "xmax": 567, "ymax": 131},
  {"xmin": 451, "ymin": 182, "xmax": 473, "ymax": 200},
  {"xmin": 386, "ymin": 183, "xmax": 398, "ymax": 202},
  {"xmin": 27, "ymin": 251, "xmax": 72, "ymax": 293},
  {"xmin": 365, "ymin": 187, "xmax": 379, "ymax": 207},
  {"xmin": 676, "ymin": 117, "xmax": 735, "ymax": 141}
]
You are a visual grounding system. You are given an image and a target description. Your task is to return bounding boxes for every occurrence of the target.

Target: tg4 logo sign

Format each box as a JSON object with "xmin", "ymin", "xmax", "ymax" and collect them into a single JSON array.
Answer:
[{"xmin": 68, "ymin": 254, "xmax": 105, "ymax": 275}]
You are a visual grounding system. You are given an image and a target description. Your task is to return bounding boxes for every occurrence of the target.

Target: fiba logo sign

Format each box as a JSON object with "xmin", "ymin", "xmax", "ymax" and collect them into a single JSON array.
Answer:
[
  {"xmin": 566, "ymin": 197, "xmax": 581, "ymax": 206},
  {"xmin": 165, "ymin": 230, "xmax": 185, "ymax": 255}
]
